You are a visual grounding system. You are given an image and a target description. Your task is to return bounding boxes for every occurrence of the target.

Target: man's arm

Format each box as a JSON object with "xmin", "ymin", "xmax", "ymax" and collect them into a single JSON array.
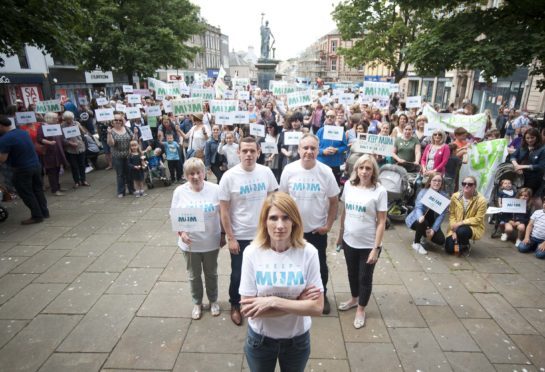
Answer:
[
  {"xmin": 220, "ymin": 200, "xmax": 240, "ymax": 254},
  {"xmin": 314, "ymin": 196, "xmax": 338, "ymax": 235}
]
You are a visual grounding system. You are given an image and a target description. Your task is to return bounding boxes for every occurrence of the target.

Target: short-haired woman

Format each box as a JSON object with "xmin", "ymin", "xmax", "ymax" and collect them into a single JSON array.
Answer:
[
  {"xmin": 107, "ymin": 113, "xmax": 135, "ymax": 197},
  {"xmin": 240, "ymin": 192, "xmax": 323, "ymax": 372},
  {"xmin": 61, "ymin": 111, "xmax": 89, "ymax": 188},
  {"xmin": 37, "ymin": 112, "xmax": 68, "ymax": 196}
]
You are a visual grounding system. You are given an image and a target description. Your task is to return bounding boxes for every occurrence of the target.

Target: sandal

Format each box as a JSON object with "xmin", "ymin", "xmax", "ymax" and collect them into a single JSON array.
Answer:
[
  {"xmin": 338, "ymin": 301, "xmax": 358, "ymax": 311},
  {"xmin": 192, "ymin": 304, "xmax": 202, "ymax": 320},
  {"xmin": 354, "ymin": 312, "xmax": 366, "ymax": 329}
]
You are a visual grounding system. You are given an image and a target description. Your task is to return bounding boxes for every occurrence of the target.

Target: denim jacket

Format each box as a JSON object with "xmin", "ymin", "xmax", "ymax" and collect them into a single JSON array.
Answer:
[{"xmin": 405, "ymin": 188, "xmax": 449, "ymax": 232}]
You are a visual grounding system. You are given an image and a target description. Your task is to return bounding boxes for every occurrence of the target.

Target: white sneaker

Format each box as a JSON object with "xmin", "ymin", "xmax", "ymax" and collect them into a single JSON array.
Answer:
[
  {"xmin": 515, "ymin": 239, "xmax": 521, "ymax": 247},
  {"xmin": 211, "ymin": 302, "xmax": 220, "ymax": 316},
  {"xmin": 85, "ymin": 166, "xmax": 94, "ymax": 174},
  {"xmin": 500, "ymin": 233, "xmax": 508, "ymax": 241},
  {"xmin": 412, "ymin": 242, "xmax": 427, "ymax": 255}
]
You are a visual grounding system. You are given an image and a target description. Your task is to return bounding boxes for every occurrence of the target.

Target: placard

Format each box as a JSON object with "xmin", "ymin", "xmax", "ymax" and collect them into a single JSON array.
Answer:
[
  {"xmin": 125, "ymin": 107, "xmax": 141, "ymax": 120},
  {"xmin": 284, "ymin": 131, "xmax": 302, "ymax": 146},
  {"xmin": 353, "ymin": 134, "xmax": 394, "ymax": 156},
  {"xmin": 224, "ymin": 90, "xmax": 235, "ymax": 99},
  {"xmin": 163, "ymin": 100, "xmax": 172, "ymax": 113},
  {"xmin": 122, "ymin": 85, "xmax": 133, "ymax": 93},
  {"xmin": 169, "ymin": 208, "xmax": 205, "ymax": 232},
  {"xmin": 115, "ymin": 103, "xmax": 126, "ymax": 112},
  {"xmin": 421, "ymin": 189, "xmax": 450, "ymax": 215},
  {"xmin": 276, "ymin": 101, "xmax": 286, "ymax": 112},
  {"xmin": 406, "ymin": 96, "xmax": 422, "ymax": 109},
  {"xmin": 501, "ymin": 198, "xmax": 526, "ymax": 214},
  {"xmin": 62, "ymin": 125, "xmax": 81, "ymax": 139},
  {"xmin": 319, "ymin": 96, "xmax": 330, "ymax": 106},
  {"xmin": 339, "ymin": 93, "xmax": 355, "ymax": 106},
  {"xmin": 237, "ymin": 91, "xmax": 250, "ymax": 100},
  {"xmin": 232, "ymin": 111, "xmax": 249, "ymax": 124},
  {"xmin": 250, "ymin": 123, "xmax": 265, "ymax": 137},
  {"xmin": 95, "ymin": 108, "xmax": 115, "ymax": 122},
  {"xmin": 362, "ymin": 81, "xmax": 391, "ymax": 99},
  {"xmin": 172, "ymin": 98, "xmax": 203, "ymax": 116},
  {"xmin": 127, "ymin": 94, "xmax": 141, "ymax": 104},
  {"xmin": 424, "ymin": 122, "xmax": 442, "ymax": 136},
  {"xmin": 215, "ymin": 113, "xmax": 232, "ymax": 125},
  {"xmin": 42, "ymin": 124, "xmax": 62, "ymax": 137},
  {"xmin": 35, "ymin": 99, "xmax": 62, "ymax": 113},
  {"xmin": 146, "ymin": 105, "xmax": 162, "ymax": 117},
  {"xmin": 261, "ymin": 142, "xmax": 278, "ymax": 154},
  {"xmin": 78, "ymin": 96, "xmax": 89, "ymax": 105},
  {"xmin": 287, "ymin": 90, "xmax": 312, "ymax": 109},
  {"xmin": 190, "ymin": 88, "xmax": 215, "ymax": 100},
  {"xmin": 232, "ymin": 77, "xmax": 250, "ymax": 88},
  {"xmin": 15, "ymin": 111, "xmax": 37, "ymax": 124},
  {"xmin": 210, "ymin": 100, "xmax": 237, "ymax": 114},
  {"xmin": 322, "ymin": 125, "xmax": 344, "ymax": 141},
  {"xmin": 139, "ymin": 126, "xmax": 153, "ymax": 141},
  {"xmin": 389, "ymin": 83, "xmax": 400, "ymax": 93},
  {"xmin": 270, "ymin": 81, "xmax": 297, "ymax": 96},
  {"xmin": 96, "ymin": 97, "xmax": 108, "ymax": 106}
]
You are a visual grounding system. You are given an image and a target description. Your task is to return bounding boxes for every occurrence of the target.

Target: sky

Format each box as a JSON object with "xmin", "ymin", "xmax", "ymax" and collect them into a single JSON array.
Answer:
[{"xmin": 190, "ymin": 0, "xmax": 340, "ymax": 60}]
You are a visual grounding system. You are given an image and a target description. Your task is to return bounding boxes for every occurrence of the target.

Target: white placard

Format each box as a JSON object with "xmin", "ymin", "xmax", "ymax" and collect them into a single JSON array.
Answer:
[
  {"xmin": 224, "ymin": 90, "xmax": 235, "ymax": 99},
  {"xmin": 339, "ymin": 93, "xmax": 355, "ymax": 106},
  {"xmin": 353, "ymin": 134, "xmax": 395, "ymax": 156},
  {"xmin": 287, "ymin": 90, "xmax": 312, "ymax": 109},
  {"xmin": 125, "ymin": 107, "xmax": 141, "ymax": 120},
  {"xmin": 232, "ymin": 111, "xmax": 249, "ymax": 124},
  {"xmin": 62, "ymin": 125, "xmax": 81, "ymax": 139},
  {"xmin": 180, "ymin": 83, "xmax": 190, "ymax": 96},
  {"xmin": 35, "ymin": 99, "xmax": 62, "ymax": 113},
  {"xmin": 261, "ymin": 142, "xmax": 278, "ymax": 154},
  {"xmin": 96, "ymin": 97, "xmax": 108, "ymax": 106},
  {"xmin": 116, "ymin": 103, "xmax": 126, "ymax": 112},
  {"xmin": 237, "ymin": 91, "xmax": 250, "ymax": 100},
  {"xmin": 389, "ymin": 83, "xmax": 400, "ymax": 93},
  {"xmin": 421, "ymin": 189, "xmax": 450, "ymax": 215},
  {"xmin": 210, "ymin": 100, "xmax": 238, "ymax": 114},
  {"xmin": 250, "ymin": 123, "xmax": 265, "ymax": 137},
  {"xmin": 501, "ymin": 198, "xmax": 526, "ymax": 214},
  {"xmin": 424, "ymin": 122, "xmax": 442, "ymax": 136},
  {"xmin": 155, "ymin": 94, "xmax": 164, "ymax": 101},
  {"xmin": 78, "ymin": 96, "xmax": 89, "ymax": 105},
  {"xmin": 276, "ymin": 101, "xmax": 286, "ymax": 112},
  {"xmin": 139, "ymin": 126, "xmax": 153, "ymax": 141},
  {"xmin": 123, "ymin": 85, "xmax": 134, "ymax": 93},
  {"xmin": 406, "ymin": 96, "xmax": 422, "ymax": 109},
  {"xmin": 15, "ymin": 111, "xmax": 37, "ymax": 124},
  {"xmin": 170, "ymin": 208, "xmax": 205, "ymax": 232},
  {"xmin": 95, "ymin": 108, "xmax": 115, "ymax": 122},
  {"xmin": 163, "ymin": 100, "xmax": 173, "ymax": 113},
  {"xmin": 319, "ymin": 96, "xmax": 330, "ymax": 105},
  {"xmin": 146, "ymin": 105, "xmax": 162, "ymax": 117},
  {"xmin": 215, "ymin": 113, "xmax": 232, "ymax": 125},
  {"xmin": 127, "ymin": 94, "xmax": 141, "ymax": 104},
  {"xmin": 362, "ymin": 81, "xmax": 391, "ymax": 99},
  {"xmin": 322, "ymin": 125, "xmax": 344, "ymax": 141},
  {"xmin": 42, "ymin": 124, "xmax": 62, "ymax": 137},
  {"xmin": 284, "ymin": 131, "xmax": 302, "ymax": 146}
]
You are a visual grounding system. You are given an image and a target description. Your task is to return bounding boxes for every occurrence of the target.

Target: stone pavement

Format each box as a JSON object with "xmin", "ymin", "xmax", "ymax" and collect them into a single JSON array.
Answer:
[{"xmin": 0, "ymin": 169, "xmax": 544, "ymax": 372}]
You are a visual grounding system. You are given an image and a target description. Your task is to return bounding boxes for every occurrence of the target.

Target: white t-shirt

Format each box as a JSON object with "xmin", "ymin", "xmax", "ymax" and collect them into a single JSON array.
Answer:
[
  {"xmin": 341, "ymin": 182, "xmax": 388, "ymax": 249},
  {"xmin": 218, "ymin": 142, "xmax": 240, "ymax": 169},
  {"xmin": 171, "ymin": 181, "xmax": 221, "ymax": 252},
  {"xmin": 219, "ymin": 164, "xmax": 278, "ymax": 240},
  {"xmin": 279, "ymin": 161, "xmax": 340, "ymax": 232},
  {"xmin": 239, "ymin": 242, "xmax": 323, "ymax": 339},
  {"xmin": 188, "ymin": 125, "xmax": 212, "ymax": 151}
]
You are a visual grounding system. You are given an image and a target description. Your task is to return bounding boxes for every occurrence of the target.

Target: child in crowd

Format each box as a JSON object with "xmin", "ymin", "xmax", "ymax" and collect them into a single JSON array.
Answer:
[
  {"xmin": 499, "ymin": 188, "xmax": 532, "ymax": 246},
  {"xmin": 128, "ymin": 140, "xmax": 147, "ymax": 197},
  {"xmin": 444, "ymin": 143, "xmax": 461, "ymax": 196},
  {"xmin": 147, "ymin": 148, "xmax": 167, "ymax": 180},
  {"xmin": 218, "ymin": 132, "xmax": 240, "ymax": 170},
  {"xmin": 163, "ymin": 133, "xmax": 181, "ymax": 183},
  {"xmin": 517, "ymin": 195, "xmax": 545, "ymax": 259}
]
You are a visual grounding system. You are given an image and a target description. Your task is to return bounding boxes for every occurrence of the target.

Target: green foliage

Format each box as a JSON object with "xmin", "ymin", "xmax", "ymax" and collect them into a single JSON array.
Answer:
[
  {"xmin": 81, "ymin": 0, "xmax": 205, "ymax": 83},
  {"xmin": 0, "ymin": 0, "xmax": 86, "ymax": 66}
]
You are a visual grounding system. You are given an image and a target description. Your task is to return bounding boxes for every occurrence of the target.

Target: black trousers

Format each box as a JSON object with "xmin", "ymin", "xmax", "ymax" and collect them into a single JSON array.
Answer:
[
  {"xmin": 167, "ymin": 159, "xmax": 181, "ymax": 181},
  {"xmin": 304, "ymin": 232, "xmax": 328, "ymax": 294},
  {"xmin": 342, "ymin": 241, "xmax": 378, "ymax": 307},
  {"xmin": 410, "ymin": 212, "xmax": 446, "ymax": 245},
  {"xmin": 210, "ymin": 164, "xmax": 224, "ymax": 184},
  {"xmin": 66, "ymin": 152, "xmax": 86, "ymax": 184},
  {"xmin": 13, "ymin": 166, "xmax": 49, "ymax": 219},
  {"xmin": 445, "ymin": 225, "xmax": 473, "ymax": 254}
]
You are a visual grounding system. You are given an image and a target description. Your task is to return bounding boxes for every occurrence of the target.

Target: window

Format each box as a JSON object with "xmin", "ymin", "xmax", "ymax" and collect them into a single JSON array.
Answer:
[
  {"xmin": 18, "ymin": 47, "xmax": 29, "ymax": 69},
  {"xmin": 331, "ymin": 58, "xmax": 337, "ymax": 71},
  {"xmin": 331, "ymin": 40, "xmax": 337, "ymax": 53}
]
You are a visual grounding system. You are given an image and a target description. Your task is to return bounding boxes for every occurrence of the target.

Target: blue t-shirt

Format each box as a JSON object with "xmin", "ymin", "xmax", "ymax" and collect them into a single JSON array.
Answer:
[
  {"xmin": 163, "ymin": 141, "xmax": 180, "ymax": 161},
  {"xmin": 0, "ymin": 128, "xmax": 40, "ymax": 169}
]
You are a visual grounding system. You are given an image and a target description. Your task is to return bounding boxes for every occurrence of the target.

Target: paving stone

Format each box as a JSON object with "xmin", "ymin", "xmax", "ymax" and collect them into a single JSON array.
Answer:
[
  {"xmin": 106, "ymin": 267, "xmax": 162, "ymax": 295},
  {"xmin": 182, "ymin": 315, "xmax": 246, "ymax": 354},
  {"xmin": 44, "ymin": 272, "xmax": 118, "ymax": 314},
  {"xmin": 58, "ymin": 294, "xmax": 145, "ymax": 352},
  {"xmin": 453, "ymin": 270, "xmax": 497, "ymax": 293},
  {"xmin": 23, "ymin": 226, "xmax": 72, "ymax": 245},
  {"xmin": 173, "ymin": 352, "xmax": 243, "ymax": 372},
  {"xmin": 487, "ymin": 274, "xmax": 545, "ymax": 308},
  {"xmin": 389, "ymin": 327, "xmax": 452, "ymax": 371},
  {"xmin": 141, "ymin": 207, "xmax": 169, "ymax": 220},
  {"xmin": 372, "ymin": 257, "xmax": 402, "ymax": 285},
  {"xmin": 309, "ymin": 317, "xmax": 347, "ymax": 359},
  {"xmin": 385, "ymin": 243, "xmax": 422, "ymax": 271},
  {"xmin": 0, "ymin": 273, "xmax": 37, "ymax": 305},
  {"xmin": 45, "ymin": 236, "xmax": 84, "ymax": 250},
  {"xmin": 419, "ymin": 306, "xmax": 480, "ymax": 352},
  {"xmin": 508, "ymin": 260, "xmax": 545, "ymax": 282},
  {"xmin": 38, "ymin": 353, "xmax": 108, "ymax": 372},
  {"xmin": 519, "ymin": 308, "xmax": 545, "ymax": 337},
  {"xmin": 34, "ymin": 256, "xmax": 94, "ymax": 283},
  {"xmin": 128, "ymin": 245, "xmax": 176, "ymax": 268},
  {"xmin": 138, "ymin": 281, "xmax": 193, "ymax": 317},
  {"xmin": 470, "ymin": 257, "xmax": 516, "ymax": 273},
  {"xmin": 117, "ymin": 219, "xmax": 165, "ymax": 242},
  {"xmin": 68, "ymin": 233, "xmax": 118, "ymax": 257},
  {"xmin": 0, "ymin": 319, "xmax": 28, "ymax": 348},
  {"xmin": 0, "ymin": 256, "xmax": 29, "ymax": 277},
  {"xmin": 415, "ymin": 252, "xmax": 453, "ymax": 274},
  {"xmin": 0, "ymin": 241, "xmax": 17, "ymax": 254},
  {"xmin": 86, "ymin": 242, "xmax": 144, "ymax": 272},
  {"xmin": 0, "ymin": 314, "xmax": 81, "ymax": 372},
  {"xmin": 399, "ymin": 271, "xmax": 446, "ymax": 306},
  {"xmin": 511, "ymin": 334, "xmax": 545, "ymax": 369},
  {"xmin": 3, "ymin": 245, "xmax": 44, "ymax": 256},
  {"xmin": 0, "ymin": 223, "xmax": 47, "ymax": 243},
  {"xmin": 373, "ymin": 285, "xmax": 427, "ymax": 327},
  {"xmin": 474, "ymin": 293, "xmax": 537, "ymax": 335},
  {"xmin": 444, "ymin": 352, "xmax": 495, "ymax": 372},
  {"xmin": 0, "ymin": 283, "xmax": 66, "ymax": 319},
  {"xmin": 346, "ymin": 342, "xmax": 402, "ymax": 371},
  {"xmin": 429, "ymin": 273, "xmax": 489, "ymax": 318},
  {"xmin": 10, "ymin": 249, "xmax": 68, "ymax": 274},
  {"xmin": 104, "ymin": 317, "xmax": 189, "ymax": 370},
  {"xmin": 462, "ymin": 318, "xmax": 530, "ymax": 364},
  {"xmin": 337, "ymin": 295, "xmax": 390, "ymax": 343},
  {"xmin": 159, "ymin": 253, "xmax": 187, "ymax": 282},
  {"xmin": 493, "ymin": 364, "xmax": 538, "ymax": 372},
  {"xmin": 304, "ymin": 359, "xmax": 350, "ymax": 372}
]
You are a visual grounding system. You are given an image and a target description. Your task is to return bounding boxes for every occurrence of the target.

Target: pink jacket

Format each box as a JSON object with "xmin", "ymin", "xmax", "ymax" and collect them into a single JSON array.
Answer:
[{"xmin": 421, "ymin": 144, "xmax": 450, "ymax": 174}]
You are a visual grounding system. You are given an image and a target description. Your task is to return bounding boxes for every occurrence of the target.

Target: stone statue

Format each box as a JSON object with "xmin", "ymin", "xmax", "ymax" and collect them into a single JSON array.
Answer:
[{"xmin": 260, "ymin": 15, "xmax": 275, "ymax": 59}]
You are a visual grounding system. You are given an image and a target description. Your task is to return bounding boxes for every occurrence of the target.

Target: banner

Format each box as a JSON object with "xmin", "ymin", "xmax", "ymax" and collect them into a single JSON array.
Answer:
[
  {"xmin": 459, "ymin": 139, "xmax": 508, "ymax": 199},
  {"xmin": 224, "ymin": 90, "xmax": 235, "ymax": 99},
  {"xmin": 352, "ymin": 134, "xmax": 394, "ymax": 156},
  {"xmin": 501, "ymin": 198, "xmax": 526, "ymax": 213},
  {"xmin": 116, "ymin": 103, "xmax": 126, "ymax": 112},
  {"xmin": 172, "ymin": 98, "xmax": 203, "ymax": 116},
  {"xmin": 421, "ymin": 189, "xmax": 450, "ymax": 215},
  {"xmin": 423, "ymin": 105, "xmax": 487, "ymax": 138},
  {"xmin": 147, "ymin": 77, "xmax": 182, "ymax": 96},
  {"xmin": 210, "ymin": 100, "xmax": 237, "ymax": 114},
  {"xmin": 261, "ymin": 142, "xmax": 278, "ymax": 154},
  {"xmin": 215, "ymin": 113, "xmax": 232, "ymax": 125},
  {"xmin": 287, "ymin": 90, "xmax": 312, "ymax": 109},
  {"xmin": 35, "ymin": 99, "xmax": 62, "ymax": 113},
  {"xmin": 191, "ymin": 88, "xmax": 215, "ymax": 101},
  {"xmin": 233, "ymin": 77, "xmax": 249, "ymax": 88},
  {"xmin": 169, "ymin": 208, "xmax": 205, "ymax": 232}
]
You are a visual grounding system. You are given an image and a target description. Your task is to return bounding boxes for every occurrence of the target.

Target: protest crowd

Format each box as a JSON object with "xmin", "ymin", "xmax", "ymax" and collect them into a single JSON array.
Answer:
[{"xmin": 1, "ymin": 77, "xmax": 544, "ymax": 370}]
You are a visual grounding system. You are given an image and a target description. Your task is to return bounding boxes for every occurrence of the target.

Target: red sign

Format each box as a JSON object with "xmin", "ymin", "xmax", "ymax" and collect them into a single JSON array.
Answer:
[{"xmin": 21, "ymin": 86, "xmax": 42, "ymax": 108}]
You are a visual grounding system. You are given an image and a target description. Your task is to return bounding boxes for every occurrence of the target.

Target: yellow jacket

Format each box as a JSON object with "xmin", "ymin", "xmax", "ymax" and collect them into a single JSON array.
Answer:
[{"xmin": 447, "ymin": 191, "xmax": 488, "ymax": 240}]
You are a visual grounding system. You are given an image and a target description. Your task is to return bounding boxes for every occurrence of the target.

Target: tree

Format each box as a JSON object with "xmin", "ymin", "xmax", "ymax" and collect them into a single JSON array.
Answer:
[
  {"xmin": 80, "ymin": 0, "xmax": 205, "ymax": 84},
  {"xmin": 0, "ymin": 0, "xmax": 86, "ymax": 66},
  {"xmin": 332, "ymin": 0, "xmax": 434, "ymax": 83}
]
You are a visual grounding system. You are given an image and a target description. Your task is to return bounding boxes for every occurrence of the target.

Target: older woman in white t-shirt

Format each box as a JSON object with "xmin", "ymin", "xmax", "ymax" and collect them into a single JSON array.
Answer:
[
  {"xmin": 336, "ymin": 154, "xmax": 387, "ymax": 329},
  {"xmin": 171, "ymin": 158, "xmax": 223, "ymax": 320},
  {"xmin": 240, "ymin": 192, "xmax": 323, "ymax": 372}
]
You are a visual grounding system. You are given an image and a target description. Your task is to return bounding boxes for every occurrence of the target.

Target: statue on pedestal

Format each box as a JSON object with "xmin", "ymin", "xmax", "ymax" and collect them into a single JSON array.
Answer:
[{"xmin": 260, "ymin": 14, "xmax": 275, "ymax": 60}]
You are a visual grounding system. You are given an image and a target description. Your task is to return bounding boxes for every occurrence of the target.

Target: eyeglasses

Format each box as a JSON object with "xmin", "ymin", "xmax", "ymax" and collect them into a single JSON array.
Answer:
[
  {"xmin": 433, "ymin": 133, "xmax": 442, "ymax": 137},
  {"xmin": 461, "ymin": 182, "xmax": 475, "ymax": 187}
]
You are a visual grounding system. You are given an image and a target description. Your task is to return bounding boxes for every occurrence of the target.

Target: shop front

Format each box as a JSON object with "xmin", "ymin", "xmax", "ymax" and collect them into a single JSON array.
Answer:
[{"xmin": 0, "ymin": 73, "xmax": 46, "ymax": 114}]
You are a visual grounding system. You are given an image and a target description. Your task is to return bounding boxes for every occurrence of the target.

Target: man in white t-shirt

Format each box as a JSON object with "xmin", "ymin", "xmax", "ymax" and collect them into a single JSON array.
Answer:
[
  {"xmin": 219, "ymin": 137, "xmax": 278, "ymax": 325},
  {"xmin": 279, "ymin": 133, "xmax": 339, "ymax": 314}
]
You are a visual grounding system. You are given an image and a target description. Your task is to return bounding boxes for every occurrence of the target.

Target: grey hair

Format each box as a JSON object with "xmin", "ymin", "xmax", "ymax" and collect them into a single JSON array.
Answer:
[
  {"xmin": 44, "ymin": 112, "xmax": 59, "ymax": 124},
  {"xmin": 62, "ymin": 111, "xmax": 75, "ymax": 120},
  {"xmin": 299, "ymin": 133, "xmax": 319, "ymax": 146}
]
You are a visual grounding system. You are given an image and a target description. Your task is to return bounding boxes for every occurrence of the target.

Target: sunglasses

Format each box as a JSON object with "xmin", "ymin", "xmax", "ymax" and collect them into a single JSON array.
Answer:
[
  {"xmin": 433, "ymin": 133, "xmax": 442, "ymax": 137},
  {"xmin": 461, "ymin": 182, "xmax": 475, "ymax": 187},
  {"xmin": 326, "ymin": 115, "xmax": 336, "ymax": 118}
]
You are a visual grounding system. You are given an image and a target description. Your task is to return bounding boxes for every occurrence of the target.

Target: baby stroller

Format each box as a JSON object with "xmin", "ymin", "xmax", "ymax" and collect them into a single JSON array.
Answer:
[
  {"xmin": 145, "ymin": 162, "xmax": 171, "ymax": 189},
  {"xmin": 379, "ymin": 164, "xmax": 415, "ymax": 228},
  {"xmin": 489, "ymin": 162, "xmax": 524, "ymax": 238}
]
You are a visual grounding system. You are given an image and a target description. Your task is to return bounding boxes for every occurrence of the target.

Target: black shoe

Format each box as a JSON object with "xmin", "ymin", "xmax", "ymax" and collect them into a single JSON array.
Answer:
[
  {"xmin": 21, "ymin": 218, "xmax": 43, "ymax": 225},
  {"xmin": 322, "ymin": 296, "xmax": 331, "ymax": 314}
]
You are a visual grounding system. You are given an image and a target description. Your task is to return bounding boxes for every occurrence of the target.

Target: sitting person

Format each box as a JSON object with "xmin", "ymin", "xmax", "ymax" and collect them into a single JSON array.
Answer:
[
  {"xmin": 147, "ymin": 147, "xmax": 167, "ymax": 180},
  {"xmin": 496, "ymin": 178, "xmax": 515, "ymax": 241},
  {"xmin": 445, "ymin": 176, "xmax": 487, "ymax": 256},
  {"xmin": 517, "ymin": 195, "xmax": 545, "ymax": 259},
  {"xmin": 499, "ymin": 187, "xmax": 532, "ymax": 247}
]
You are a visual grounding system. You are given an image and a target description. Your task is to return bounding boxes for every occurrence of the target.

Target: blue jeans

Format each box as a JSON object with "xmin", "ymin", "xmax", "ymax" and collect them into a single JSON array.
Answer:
[
  {"xmin": 229, "ymin": 239, "xmax": 251, "ymax": 307},
  {"xmin": 244, "ymin": 326, "xmax": 310, "ymax": 372},
  {"xmin": 518, "ymin": 237, "xmax": 545, "ymax": 259},
  {"xmin": 112, "ymin": 157, "xmax": 134, "ymax": 195}
]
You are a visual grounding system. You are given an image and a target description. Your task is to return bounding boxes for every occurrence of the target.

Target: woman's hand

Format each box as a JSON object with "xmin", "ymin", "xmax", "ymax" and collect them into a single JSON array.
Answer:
[
  {"xmin": 240, "ymin": 296, "xmax": 276, "ymax": 318},
  {"xmin": 418, "ymin": 216, "xmax": 425, "ymax": 224},
  {"xmin": 426, "ymin": 228, "xmax": 435, "ymax": 240},
  {"xmin": 178, "ymin": 231, "xmax": 191, "ymax": 245},
  {"xmin": 297, "ymin": 285, "xmax": 321, "ymax": 301},
  {"xmin": 367, "ymin": 248, "xmax": 379, "ymax": 264},
  {"xmin": 228, "ymin": 238, "xmax": 240, "ymax": 254}
]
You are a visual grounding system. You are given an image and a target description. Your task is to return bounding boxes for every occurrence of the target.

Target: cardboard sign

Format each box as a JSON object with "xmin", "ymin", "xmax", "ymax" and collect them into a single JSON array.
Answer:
[
  {"xmin": 353, "ymin": 134, "xmax": 394, "ymax": 156},
  {"xmin": 170, "ymin": 208, "xmax": 205, "ymax": 232},
  {"xmin": 319, "ymin": 96, "xmax": 330, "ymax": 106},
  {"xmin": 215, "ymin": 113, "xmax": 232, "ymax": 125},
  {"xmin": 389, "ymin": 83, "xmax": 400, "ymax": 93},
  {"xmin": 96, "ymin": 97, "xmax": 108, "ymax": 106},
  {"xmin": 139, "ymin": 126, "xmax": 153, "ymax": 141},
  {"xmin": 163, "ymin": 100, "xmax": 173, "ymax": 113},
  {"xmin": 250, "ymin": 123, "xmax": 265, "ymax": 137},
  {"xmin": 62, "ymin": 125, "xmax": 81, "ymax": 139},
  {"xmin": 237, "ymin": 91, "xmax": 250, "ymax": 100},
  {"xmin": 172, "ymin": 98, "xmax": 203, "ymax": 116},
  {"xmin": 232, "ymin": 77, "xmax": 249, "ymax": 88},
  {"xmin": 35, "ymin": 99, "xmax": 62, "ymax": 113},
  {"xmin": 125, "ymin": 107, "xmax": 141, "ymax": 120},
  {"xmin": 232, "ymin": 111, "xmax": 249, "ymax": 124},
  {"xmin": 190, "ymin": 88, "xmax": 215, "ymax": 100},
  {"xmin": 95, "ymin": 108, "xmax": 115, "ymax": 122},
  {"xmin": 287, "ymin": 90, "xmax": 312, "ymax": 109},
  {"xmin": 362, "ymin": 81, "xmax": 391, "ymax": 99},
  {"xmin": 123, "ymin": 85, "xmax": 134, "ymax": 93},
  {"xmin": 421, "ymin": 189, "xmax": 450, "ymax": 215},
  {"xmin": 501, "ymin": 198, "xmax": 526, "ymax": 214},
  {"xmin": 284, "ymin": 131, "xmax": 302, "ymax": 146},
  {"xmin": 406, "ymin": 96, "xmax": 422, "ymax": 109},
  {"xmin": 146, "ymin": 105, "xmax": 162, "ymax": 117},
  {"xmin": 322, "ymin": 125, "xmax": 344, "ymax": 141},
  {"xmin": 224, "ymin": 90, "xmax": 235, "ymax": 99},
  {"xmin": 270, "ymin": 81, "xmax": 297, "ymax": 96},
  {"xmin": 261, "ymin": 142, "xmax": 278, "ymax": 154},
  {"xmin": 127, "ymin": 94, "xmax": 141, "ymax": 104},
  {"xmin": 180, "ymin": 83, "xmax": 190, "ymax": 96},
  {"xmin": 339, "ymin": 93, "xmax": 355, "ymax": 106},
  {"xmin": 424, "ymin": 122, "xmax": 442, "ymax": 136},
  {"xmin": 42, "ymin": 124, "xmax": 62, "ymax": 137},
  {"xmin": 276, "ymin": 101, "xmax": 286, "ymax": 112},
  {"xmin": 116, "ymin": 103, "xmax": 126, "ymax": 112},
  {"xmin": 374, "ymin": 98, "xmax": 390, "ymax": 110},
  {"xmin": 210, "ymin": 100, "xmax": 237, "ymax": 114},
  {"xmin": 15, "ymin": 111, "xmax": 37, "ymax": 124}
]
